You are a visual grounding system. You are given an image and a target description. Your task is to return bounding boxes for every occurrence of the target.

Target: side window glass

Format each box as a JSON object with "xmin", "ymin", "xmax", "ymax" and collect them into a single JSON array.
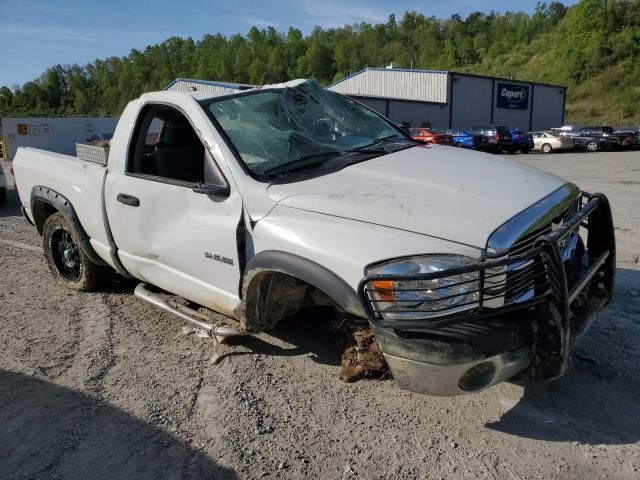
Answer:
[{"xmin": 128, "ymin": 106, "xmax": 205, "ymax": 185}]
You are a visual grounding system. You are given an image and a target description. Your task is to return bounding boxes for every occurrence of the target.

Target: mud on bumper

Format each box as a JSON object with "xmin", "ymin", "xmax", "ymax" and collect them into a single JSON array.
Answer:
[{"xmin": 359, "ymin": 193, "xmax": 615, "ymax": 396}]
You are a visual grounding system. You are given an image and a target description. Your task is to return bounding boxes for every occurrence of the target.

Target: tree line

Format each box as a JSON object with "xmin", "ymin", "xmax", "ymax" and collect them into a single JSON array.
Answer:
[{"xmin": 1, "ymin": 0, "xmax": 639, "ymax": 124}]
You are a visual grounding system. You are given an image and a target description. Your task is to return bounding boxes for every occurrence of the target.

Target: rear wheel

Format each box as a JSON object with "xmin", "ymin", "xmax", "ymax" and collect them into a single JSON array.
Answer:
[
  {"xmin": 43, "ymin": 212, "xmax": 108, "ymax": 291},
  {"xmin": 541, "ymin": 143, "xmax": 553, "ymax": 154},
  {"xmin": 586, "ymin": 141, "xmax": 599, "ymax": 152}
]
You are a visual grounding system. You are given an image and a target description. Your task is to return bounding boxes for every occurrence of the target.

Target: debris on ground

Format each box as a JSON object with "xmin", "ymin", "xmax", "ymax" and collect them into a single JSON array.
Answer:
[{"xmin": 334, "ymin": 316, "xmax": 388, "ymax": 382}]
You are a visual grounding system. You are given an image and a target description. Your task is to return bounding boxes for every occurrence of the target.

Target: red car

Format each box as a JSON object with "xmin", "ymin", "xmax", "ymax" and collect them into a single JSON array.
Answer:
[{"xmin": 409, "ymin": 128, "xmax": 453, "ymax": 145}]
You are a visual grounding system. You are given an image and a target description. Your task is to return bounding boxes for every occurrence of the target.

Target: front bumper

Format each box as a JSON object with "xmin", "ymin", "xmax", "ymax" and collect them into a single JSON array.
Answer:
[{"xmin": 359, "ymin": 193, "xmax": 615, "ymax": 396}]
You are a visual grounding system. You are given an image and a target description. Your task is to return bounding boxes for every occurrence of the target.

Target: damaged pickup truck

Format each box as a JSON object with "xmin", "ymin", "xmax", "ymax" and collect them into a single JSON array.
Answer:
[{"xmin": 13, "ymin": 79, "xmax": 615, "ymax": 396}]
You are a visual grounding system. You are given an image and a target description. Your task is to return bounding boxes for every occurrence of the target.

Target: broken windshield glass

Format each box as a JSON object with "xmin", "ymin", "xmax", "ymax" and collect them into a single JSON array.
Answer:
[{"xmin": 203, "ymin": 80, "xmax": 410, "ymax": 180}]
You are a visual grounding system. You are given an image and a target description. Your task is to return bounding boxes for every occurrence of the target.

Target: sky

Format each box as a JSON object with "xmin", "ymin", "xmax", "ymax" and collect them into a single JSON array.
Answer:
[{"xmin": 0, "ymin": 0, "xmax": 573, "ymax": 88}]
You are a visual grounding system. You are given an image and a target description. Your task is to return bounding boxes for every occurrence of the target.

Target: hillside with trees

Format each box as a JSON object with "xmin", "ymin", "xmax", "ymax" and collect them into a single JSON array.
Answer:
[{"xmin": 1, "ymin": 0, "xmax": 638, "ymax": 125}]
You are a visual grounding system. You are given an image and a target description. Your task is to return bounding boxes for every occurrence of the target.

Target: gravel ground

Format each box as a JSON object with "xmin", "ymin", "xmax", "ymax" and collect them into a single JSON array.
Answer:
[{"xmin": 1, "ymin": 151, "xmax": 639, "ymax": 479}]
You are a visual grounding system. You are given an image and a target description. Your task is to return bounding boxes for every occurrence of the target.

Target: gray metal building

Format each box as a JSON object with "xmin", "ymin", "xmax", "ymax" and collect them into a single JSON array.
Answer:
[
  {"xmin": 327, "ymin": 68, "xmax": 566, "ymax": 131},
  {"xmin": 164, "ymin": 78, "xmax": 253, "ymax": 94}
]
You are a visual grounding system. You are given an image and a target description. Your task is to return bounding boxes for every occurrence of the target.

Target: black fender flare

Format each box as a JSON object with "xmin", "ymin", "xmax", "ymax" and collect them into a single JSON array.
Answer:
[
  {"xmin": 241, "ymin": 250, "xmax": 366, "ymax": 327},
  {"xmin": 30, "ymin": 185, "xmax": 107, "ymax": 267}
]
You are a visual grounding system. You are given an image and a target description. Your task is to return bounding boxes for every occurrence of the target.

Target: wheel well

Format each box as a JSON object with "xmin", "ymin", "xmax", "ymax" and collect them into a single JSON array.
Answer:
[
  {"xmin": 241, "ymin": 270, "xmax": 339, "ymax": 332},
  {"xmin": 29, "ymin": 186, "xmax": 107, "ymax": 267},
  {"xmin": 32, "ymin": 199, "xmax": 59, "ymax": 235}
]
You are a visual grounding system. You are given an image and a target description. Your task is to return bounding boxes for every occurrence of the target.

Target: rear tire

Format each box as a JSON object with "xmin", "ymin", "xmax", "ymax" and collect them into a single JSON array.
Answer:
[
  {"xmin": 586, "ymin": 141, "xmax": 599, "ymax": 152},
  {"xmin": 42, "ymin": 212, "xmax": 108, "ymax": 291},
  {"xmin": 541, "ymin": 143, "xmax": 553, "ymax": 154}
]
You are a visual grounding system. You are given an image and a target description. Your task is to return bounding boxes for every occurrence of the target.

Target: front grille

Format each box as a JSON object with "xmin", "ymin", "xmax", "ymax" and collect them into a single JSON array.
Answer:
[{"xmin": 484, "ymin": 187, "xmax": 582, "ymax": 307}]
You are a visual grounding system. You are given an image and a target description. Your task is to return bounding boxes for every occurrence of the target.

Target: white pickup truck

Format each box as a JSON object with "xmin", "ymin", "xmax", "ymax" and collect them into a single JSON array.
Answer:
[{"xmin": 14, "ymin": 79, "xmax": 615, "ymax": 396}]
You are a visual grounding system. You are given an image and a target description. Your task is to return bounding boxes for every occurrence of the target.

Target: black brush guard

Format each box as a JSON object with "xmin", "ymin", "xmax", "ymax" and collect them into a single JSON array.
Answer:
[{"xmin": 358, "ymin": 192, "xmax": 615, "ymax": 383}]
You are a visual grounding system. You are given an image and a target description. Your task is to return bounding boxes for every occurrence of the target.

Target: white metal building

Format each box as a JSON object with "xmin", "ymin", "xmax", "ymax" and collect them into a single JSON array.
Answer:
[
  {"xmin": 328, "ymin": 68, "xmax": 567, "ymax": 131},
  {"xmin": 1, "ymin": 117, "xmax": 119, "ymax": 161}
]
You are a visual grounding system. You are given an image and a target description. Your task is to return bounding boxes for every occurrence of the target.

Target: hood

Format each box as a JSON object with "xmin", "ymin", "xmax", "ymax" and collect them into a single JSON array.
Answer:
[{"xmin": 266, "ymin": 145, "xmax": 567, "ymax": 248}]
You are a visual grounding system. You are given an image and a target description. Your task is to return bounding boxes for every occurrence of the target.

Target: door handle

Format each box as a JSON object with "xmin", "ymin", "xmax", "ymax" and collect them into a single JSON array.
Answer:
[{"xmin": 117, "ymin": 193, "xmax": 140, "ymax": 207}]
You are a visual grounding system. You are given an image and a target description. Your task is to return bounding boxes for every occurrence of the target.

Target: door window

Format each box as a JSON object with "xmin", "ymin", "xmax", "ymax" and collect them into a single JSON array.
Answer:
[{"xmin": 128, "ymin": 106, "xmax": 205, "ymax": 185}]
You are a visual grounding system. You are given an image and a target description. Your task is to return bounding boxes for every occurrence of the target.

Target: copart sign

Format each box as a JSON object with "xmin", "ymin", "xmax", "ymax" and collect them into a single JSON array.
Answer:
[{"xmin": 496, "ymin": 83, "xmax": 529, "ymax": 110}]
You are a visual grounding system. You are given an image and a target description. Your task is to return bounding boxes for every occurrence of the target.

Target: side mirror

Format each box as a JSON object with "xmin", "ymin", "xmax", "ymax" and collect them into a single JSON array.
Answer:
[{"xmin": 192, "ymin": 181, "xmax": 230, "ymax": 197}]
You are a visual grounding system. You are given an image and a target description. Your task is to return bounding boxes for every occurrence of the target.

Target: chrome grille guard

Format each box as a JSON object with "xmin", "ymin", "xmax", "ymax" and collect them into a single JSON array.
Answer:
[{"xmin": 359, "ymin": 190, "xmax": 615, "ymax": 382}]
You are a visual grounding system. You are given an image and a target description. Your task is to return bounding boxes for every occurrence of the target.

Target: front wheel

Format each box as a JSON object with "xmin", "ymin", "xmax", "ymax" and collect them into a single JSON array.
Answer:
[
  {"xmin": 43, "ymin": 212, "xmax": 108, "ymax": 291},
  {"xmin": 586, "ymin": 141, "xmax": 599, "ymax": 152},
  {"xmin": 541, "ymin": 143, "xmax": 553, "ymax": 154}
]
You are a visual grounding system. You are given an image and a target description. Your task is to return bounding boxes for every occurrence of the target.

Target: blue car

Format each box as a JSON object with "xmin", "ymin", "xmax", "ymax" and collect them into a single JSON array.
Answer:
[
  {"xmin": 509, "ymin": 129, "xmax": 534, "ymax": 153},
  {"xmin": 445, "ymin": 129, "xmax": 489, "ymax": 150}
]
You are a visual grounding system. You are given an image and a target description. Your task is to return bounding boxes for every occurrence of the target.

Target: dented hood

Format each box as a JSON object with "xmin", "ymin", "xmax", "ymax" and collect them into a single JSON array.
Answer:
[{"xmin": 265, "ymin": 145, "xmax": 566, "ymax": 248}]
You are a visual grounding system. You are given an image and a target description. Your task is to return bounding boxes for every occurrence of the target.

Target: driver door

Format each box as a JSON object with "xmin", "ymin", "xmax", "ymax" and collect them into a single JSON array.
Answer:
[{"xmin": 105, "ymin": 103, "xmax": 244, "ymax": 318}]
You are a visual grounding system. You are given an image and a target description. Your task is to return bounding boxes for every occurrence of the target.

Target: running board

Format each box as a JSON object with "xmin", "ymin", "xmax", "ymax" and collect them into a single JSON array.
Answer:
[{"xmin": 134, "ymin": 283, "xmax": 249, "ymax": 340}]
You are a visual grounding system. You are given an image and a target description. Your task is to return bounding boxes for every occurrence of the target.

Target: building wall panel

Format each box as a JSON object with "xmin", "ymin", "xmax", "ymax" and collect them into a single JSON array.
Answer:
[
  {"xmin": 450, "ymin": 75, "xmax": 493, "ymax": 129},
  {"xmin": 387, "ymin": 100, "xmax": 450, "ymax": 129},
  {"xmin": 531, "ymin": 85, "xmax": 565, "ymax": 130},
  {"xmin": 354, "ymin": 97, "xmax": 388, "ymax": 116}
]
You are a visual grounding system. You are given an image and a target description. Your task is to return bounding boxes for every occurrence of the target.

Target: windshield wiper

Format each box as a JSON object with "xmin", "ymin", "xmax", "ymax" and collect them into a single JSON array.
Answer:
[
  {"xmin": 361, "ymin": 134, "xmax": 407, "ymax": 148},
  {"xmin": 263, "ymin": 147, "xmax": 387, "ymax": 177},
  {"xmin": 263, "ymin": 150, "xmax": 343, "ymax": 176}
]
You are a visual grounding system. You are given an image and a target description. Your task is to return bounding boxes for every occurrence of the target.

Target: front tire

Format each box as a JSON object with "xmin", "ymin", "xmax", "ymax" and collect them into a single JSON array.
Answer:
[
  {"xmin": 42, "ymin": 212, "xmax": 107, "ymax": 291},
  {"xmin": 541, "ymin": 143, "xmax": 553, "ymax": 154},
  {"xmin": 586, "ymin": 141, "xmax": 599, "ymax": 152}
]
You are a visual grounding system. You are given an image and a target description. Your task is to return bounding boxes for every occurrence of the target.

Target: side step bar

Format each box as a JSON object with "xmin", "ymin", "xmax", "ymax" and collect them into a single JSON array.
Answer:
[{"xmin": 134, "ymin": 283, "xmax": 249, "ymax": 340}]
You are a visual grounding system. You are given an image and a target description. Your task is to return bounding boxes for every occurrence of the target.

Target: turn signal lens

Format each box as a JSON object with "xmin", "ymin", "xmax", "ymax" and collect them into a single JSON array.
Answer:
[{"xmin": 370, "ymin": 280, "xmax": 395, "ymax": 302}]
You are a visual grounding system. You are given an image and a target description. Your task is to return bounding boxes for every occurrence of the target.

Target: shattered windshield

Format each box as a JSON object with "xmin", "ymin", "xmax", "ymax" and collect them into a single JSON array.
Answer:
[{"xmin": 203, "ymin": 80, "xmax": 411, "ymax": 181}]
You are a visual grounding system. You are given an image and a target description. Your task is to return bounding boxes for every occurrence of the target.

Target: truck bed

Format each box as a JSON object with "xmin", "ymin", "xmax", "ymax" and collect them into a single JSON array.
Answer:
[{"xmin": 13, "ymin": 147, "xmax": 113, "ymax": 266}]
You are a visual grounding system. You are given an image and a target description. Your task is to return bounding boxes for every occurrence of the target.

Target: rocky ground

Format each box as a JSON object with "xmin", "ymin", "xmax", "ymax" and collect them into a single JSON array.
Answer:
[{"xmin": 1, "ymin": 151, "xmax": 639, "ymax": 479}]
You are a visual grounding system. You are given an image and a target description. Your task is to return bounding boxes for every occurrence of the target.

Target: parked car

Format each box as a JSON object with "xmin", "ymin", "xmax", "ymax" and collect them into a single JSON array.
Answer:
[
  {"xmin": 531, "ymin": 131, "xmax": 574, "ymax": 153},
  {"xmin": 469, "ymin": 125, "xmax": 513, "ymax": 152},
  {"xmin": 445, "ymin": 129, "xmax": 489, "ymax": 150},
  {"xmin": 409, "ymin": 128, "xmax": 453, "ymax": 145},
  {"xmin": 612, "ymin": 127, "xmax": 637, "ymax": 148},
  {"xmin": 13, "ymin": 79, "xmax": 615, "ymax": 397},
  {"xmin": 0, "ymin": 163, "xmax": 6, "ymax": 205},
  {"xmin": 556, "ymin": 125, "xmax": 624, "ymax": 149},
  {"xmin": 509, "ymin": 129, "xmax": 534, "ymax": 153},
  {"xmin": 550, "ymin": 128, "xmax": 617, "ymax": 152},
  {"xmin": 583, "ymin": 126, "xmax": 632, "ymax": 147}
]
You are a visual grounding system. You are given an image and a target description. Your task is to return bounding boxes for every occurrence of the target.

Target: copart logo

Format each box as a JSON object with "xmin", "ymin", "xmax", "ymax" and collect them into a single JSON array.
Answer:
[
  {"xmin": 501, "ymin": 87, "xmax": 526, "ymax": 102},
  {"xmin": 496, "ymin": 82, "xmax": 529, "ymax": 110}
]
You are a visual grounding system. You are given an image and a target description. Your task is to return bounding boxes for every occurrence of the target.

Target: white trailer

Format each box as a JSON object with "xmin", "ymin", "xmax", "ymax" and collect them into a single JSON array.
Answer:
[{"xmin": 1, "ymin": 117, "xmax": 119, "ymax": 161}]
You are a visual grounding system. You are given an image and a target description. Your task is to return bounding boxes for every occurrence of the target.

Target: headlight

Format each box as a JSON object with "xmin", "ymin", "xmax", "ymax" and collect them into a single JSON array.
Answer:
[{"xmin": 364, "ymin": 255, "xmax": 480, "ymax": 320}]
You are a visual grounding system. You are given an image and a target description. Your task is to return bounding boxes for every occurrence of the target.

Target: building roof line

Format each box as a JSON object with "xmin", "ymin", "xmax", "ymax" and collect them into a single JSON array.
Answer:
[
  {"xmin": 327, "ymin": 67, "xmax": 566, "ymax": 90},
  {"xmin": 164, "ymin": 78, "xmax": 254, "ymax": 90}
]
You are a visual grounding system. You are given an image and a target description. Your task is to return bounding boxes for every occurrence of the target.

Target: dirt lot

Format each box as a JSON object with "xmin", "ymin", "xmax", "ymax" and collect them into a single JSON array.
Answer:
[{"xmin": 1, "ymin": 151, "xmax": 639, "ymax": 479}]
